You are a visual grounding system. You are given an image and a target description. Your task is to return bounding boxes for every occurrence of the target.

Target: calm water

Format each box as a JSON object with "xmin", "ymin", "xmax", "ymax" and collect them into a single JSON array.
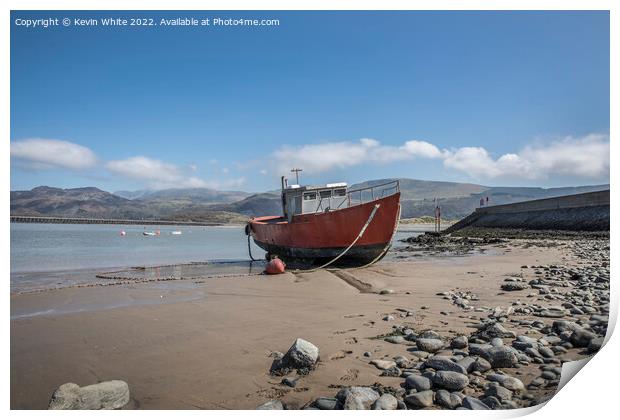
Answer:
[{"xmin": 10, "ymin": 222, "xmax": 426, "ymax": 293}]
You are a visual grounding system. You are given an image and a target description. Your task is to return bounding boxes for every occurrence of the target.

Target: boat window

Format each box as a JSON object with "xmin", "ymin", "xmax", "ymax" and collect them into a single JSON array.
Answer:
[
  {"xmin": 320, "ymin": 190, "xmax": 332, "ymax": 199},
  {"xmin": 303, "ymin": 192, "xmax": 317, "ymax": 201},
  {"xmin": 334, "ymin": 188, "xmax": 346, "ymax": 197}
]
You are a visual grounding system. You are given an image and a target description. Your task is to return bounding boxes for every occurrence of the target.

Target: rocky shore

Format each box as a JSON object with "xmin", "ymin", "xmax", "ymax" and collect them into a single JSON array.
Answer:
[
  {"xmin": 11, "ymin": 229, "xmax": 609, "ymax": 410},
  {"xmin": 258, "ymin": 234, "xmax": 609, "ymax": 410}
]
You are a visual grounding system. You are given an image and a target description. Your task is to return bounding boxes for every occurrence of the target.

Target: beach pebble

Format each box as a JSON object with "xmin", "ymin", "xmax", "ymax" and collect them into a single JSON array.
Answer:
[
  {"xmin": 404, "ymin": 374, "xmax": 432, "ymax": 391},
  {"xmin": 434, "ymin": 389, "xmax": 462, "ymax": 409},
  {"xmin": 451, "ymin": 336, "xmax": 468, "ymax": 349},
  {"xmin": 257, "ymin": 400, "xmax": 284, "ymax": 410},
  {"xmin": 370, "ymin": 360, "xmax": 396, "ymax": 370},
  {"xmin": 372, "ymin": 393, "xmax": 398, "ymax": 410},
  {"xmin": 281, "ymin": 377, "xmax": 297, "ymax": 387},
  {"xmin": 484, "ymin": 383, "xmax": 513, "ymax": 402},
  {"xmin": 314, "ymin": 397, "xmax": 339, "ymax": 410},
  {"xmin": 48, "ymin": 380, "xmax": 130, "ymax": 410},
  {"xmin": 569, "ymin": 329, "xmax": 597, "ymax": 348},
  {"xmin": 486, "ymin": 374, "xmax": 524, "ymax": 392},
  {"xmin": 588, "ymin": 336, "xmax": 604, "ymax": 353},
  {"xmin": 404, "ymin": 390, "xmax": 435, "ymax": 408},
  {"xmin": 424, "ymin": 356, "xmax": 467, "ymax": 374},
  {"xmin": 416, "ymin": 338, "xmax": 444, "ymax": 353},
  {"xmin": 432, "ymin": 371, "xmax": 469, "ymax": 391},
  {"xmin": 462, "ymin": 396, "xmax": 490, "ymax": 410},
  {"xmin": 384, "ymin": 335, "xmax": 405, "ymax": 344},
  {"xmin": 383, "ymin": 315, "xmax": 395, "ymax": 322},
  {"xmin": 481, "ymin": 346, "xmax": 518, "ymax": 368},
  {"xmin": 337, "ymin": 387, "xmax": 380, "ymax": 410}
]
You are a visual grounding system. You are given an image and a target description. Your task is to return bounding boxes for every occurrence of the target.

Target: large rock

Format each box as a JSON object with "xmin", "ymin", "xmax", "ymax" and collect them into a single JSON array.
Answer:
[
  {"xmin": 424, "ymin": 356, "xmax": 467, "ymax": 374},
  {"xmin": 404, "ymin": 390, "xmax": 435, "ymax": 408},
  {"xmin": 48, "ymin": 380, "xmax": 130, "ymax": 410},
  {"xmin": 552, "ymin": 320, "xmax": 581, "ymax": 334},
  {"xmin": 337, "ymin": 387, "xmax": 380, "ymax": 410},
  {"xmin": 372, "ymin": 393, "xmax": 398, "ymax": 410},
  {"xmin": 432, "ymin": 371, "xmax": 469, "ymax": 391},
  {"xmin": 416, "ymin": 338, "xmax": 444, "ymax": 353},
  {"xmin": 274, "ymin": 338, "xmax": 319, "ymax": 373},
  {"xmin": 588, "ymin": 336, "xmax": 604, "ymax": 353},
  {"xmin": 481, "ymin": 346, "xmax": 517, "ymax": 368},
  {"xmin": 451, "ymin": 336, "xmax": 468, "ymax": 349}
]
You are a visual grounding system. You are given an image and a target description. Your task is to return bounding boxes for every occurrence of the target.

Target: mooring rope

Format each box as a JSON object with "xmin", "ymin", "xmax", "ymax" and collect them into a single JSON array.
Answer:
[{"xmin": 292, "ymin": 203, "xmax": 381, "ymax": 274}]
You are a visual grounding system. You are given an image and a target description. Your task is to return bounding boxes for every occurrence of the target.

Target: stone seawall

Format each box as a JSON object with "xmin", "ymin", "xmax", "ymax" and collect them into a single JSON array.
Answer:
[{"xmin": 446, "ymin": 190, "xmax": 610, "ymax": 232}]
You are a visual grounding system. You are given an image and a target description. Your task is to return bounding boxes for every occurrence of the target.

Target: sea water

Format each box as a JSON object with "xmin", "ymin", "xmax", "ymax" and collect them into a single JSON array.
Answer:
[{"xmin": 10, "ymin": 222, "xmax": 426, "ymax": 293}]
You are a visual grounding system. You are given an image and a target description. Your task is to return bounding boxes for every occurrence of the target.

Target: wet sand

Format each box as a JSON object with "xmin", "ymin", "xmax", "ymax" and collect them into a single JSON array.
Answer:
[{"xmin": 10, "ymin": 238, "xmax": 601, "ymax": 409}]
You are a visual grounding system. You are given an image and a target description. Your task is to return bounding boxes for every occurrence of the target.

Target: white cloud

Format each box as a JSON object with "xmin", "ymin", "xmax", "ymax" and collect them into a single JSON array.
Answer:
[
  {"xmin": 106, "ymin": 156, "xmax": 246, "ymax": 190},
  {"xmin": 11, "ymin": 138, "xmax": 97, "ymax": 170},
  {"xmin": 271, "ymin": 138, "xmax": 446, "ymax": 174},
  {"xmin": 443, "ymin": 134, "xmax": 610, "ymax": 180},
  {"xmin": 271, "ymin": 134, "xmax": 609, "ymax": 182}
]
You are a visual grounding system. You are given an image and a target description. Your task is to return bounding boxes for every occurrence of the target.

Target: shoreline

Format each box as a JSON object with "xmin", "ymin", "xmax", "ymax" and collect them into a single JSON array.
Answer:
[{"xmin": 11, "ymin": 234, "xmax": 609, "ymax": 409}]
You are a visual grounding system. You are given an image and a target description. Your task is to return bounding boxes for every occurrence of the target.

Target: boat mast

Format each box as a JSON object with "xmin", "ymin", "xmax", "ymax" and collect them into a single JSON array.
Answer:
[{"xmin": 291, "ymin": 168, "xmax": 303, "ymax": 185}]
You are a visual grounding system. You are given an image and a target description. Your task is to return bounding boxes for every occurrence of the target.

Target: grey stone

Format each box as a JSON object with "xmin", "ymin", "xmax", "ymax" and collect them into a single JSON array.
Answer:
[
  {"xmin": 257, "ymin": 400, "xmax": 284, "ymax": 410},
  {"xmin": 282, "ymin": 338, "xmax": 320, "ymax": 369},
  {"xmin": 424, "ymin": 356, "xmax": 467, "ymax": 374},
  {"xmin": 457, "ymin": 356, "xmax": 477, "ymax": 373},
  {"xmin": 462, "ymin": 396, "xmax": 490, "ymax": 410},
  {"xmin": 480, "ymin": 396, "xmax": 502, "ymax": 409},
  {"xmin": 370, "ymin": 359, "xmax": 396, "ymax": 370},
  {"xmin": 314, "ymin": 397, "xmax": 339, "ymax": 410},
  {"xmin": 588, "ymin": 336, "xmax": 604, "ymax": 353},
  {"xmin": 337, "ymin": 387, "xmax": 380, "ymax": 410},
  {"xmin": 451, "ymin": 336, "xmax": 468, "ymax": 349},
  {"xmin": 486, "ymin": 374, "xmax": 524, "ymax": 392},
  {"xmin": 432, "ymin": 371, "xmax": 469, "ymax": 391},
  {"xmin": 48, "ymin": 380, "xmax": 130, "ymax": 410},
  {"xmin": 484, "ymin": 383, "xmax": 513, "ymax": 402},
  {"xmin": 570, "ymin": 329, "xmax": 597, "ymax": 348},
  {"xmin": 384, "ymin": 335, "xmax": 405, "ymax": 344},
  {"xmin": 482, "ymin": 346, "xmax": 517, "ymax": 368},
  {"xmin": 404, "ymin": 390, "xmax": 435, "ymax": 408},
  {"xmin": 281, "ymin": 377, "xmax": 297, "ymax": 387},
  {"xmin": 471, "ymin": 357, "xmax": 492, "ymax": 373},
  {"xmin": 372, "ymin": 393, "xmax": 398, "ymax": 410},
  {"xmin": 404, "ymin": 374, "xmax": 432, "ymax": 391},
  {"xmin": 416, "ymin": 338, "xmax": 444, "ymax": 353},
  {"xmin": 434, "ymin": 389, "xmax": 462, "ymax": 409}
]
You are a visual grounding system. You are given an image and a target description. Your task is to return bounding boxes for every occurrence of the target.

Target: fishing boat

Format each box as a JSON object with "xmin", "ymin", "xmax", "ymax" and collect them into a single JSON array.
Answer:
[
  {"xmin": 171, "ymin": 230, "xmax": 182, "ymax": 235},
  {"xmin": 247, "ymin": 175, "xmax": 401, "ymax": 265},
  {"xmin": 143, "ymin": 231, "xmax": 157, "ymax": 236}
]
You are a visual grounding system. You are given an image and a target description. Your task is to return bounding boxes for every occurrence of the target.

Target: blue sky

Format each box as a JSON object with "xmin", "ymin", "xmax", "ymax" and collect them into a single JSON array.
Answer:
[{"xmin": 10, "ymin": 10, "xmax": 610, "ymax": 192}]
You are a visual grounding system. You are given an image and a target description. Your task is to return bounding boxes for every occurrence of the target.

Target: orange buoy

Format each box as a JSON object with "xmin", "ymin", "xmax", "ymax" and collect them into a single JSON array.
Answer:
[{"xmin": 265, "ymin": 258, "xmax": 286, "ymax": 275}]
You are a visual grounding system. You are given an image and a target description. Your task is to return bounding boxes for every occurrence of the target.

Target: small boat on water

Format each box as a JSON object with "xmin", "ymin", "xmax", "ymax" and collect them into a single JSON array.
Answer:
[
  {"xmin": 247, "ymin": 175, "xmax": 401, "ymax": 265},
  {"xmin": 171, "ymin": 230, "xmax": 182, "ymax": 235},
  {"xmin": 143, "ymin": 230, "xmax": 160, "ymax": 236}
]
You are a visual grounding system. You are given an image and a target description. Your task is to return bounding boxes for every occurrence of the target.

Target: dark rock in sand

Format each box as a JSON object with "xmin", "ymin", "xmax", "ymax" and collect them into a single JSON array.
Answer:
[
  {"xmin": 404, "ymin": 374, "xmax": 432, "ymax": 391},
  {"xmin": 462, "ymin": 396, "xmax": 490, "ymax": 410},
  {"xmin": 314, "ymin": 397, "xmax": 340, "ymax": 410},
  {"xmin": 416, "ymin": 338, "xmax": 444, "ymax": 353},
  {"xmin": 435, "ymin": 389, "xmax": 462, "ymax": 409},
  {"xmin": 432, "ymin": 371, "xmax": 469, "ymax": 391},
  {"xmin": 569, "ymin": 329, "xmax": 597, "ymax": 348},
  {"xmin": 481, "ymin": 346, "xmax": 518, "ymax": 368},
  {"xmin": 424, "ymin": 356, "xmax": 468, "ymax": 374},
  {"xmin": 404, "ymin": 390, "xmax": 435, "ymax": 408}
]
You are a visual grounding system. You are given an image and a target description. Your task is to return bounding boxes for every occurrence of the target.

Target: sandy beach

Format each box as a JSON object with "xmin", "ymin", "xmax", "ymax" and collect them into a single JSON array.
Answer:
[{"xmin": 10, "ymin": 234, "xmax": 609, "ymax": 409}]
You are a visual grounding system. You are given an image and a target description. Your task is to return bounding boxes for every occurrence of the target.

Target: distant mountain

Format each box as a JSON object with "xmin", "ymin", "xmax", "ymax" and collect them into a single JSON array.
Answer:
[
  {"xmin": 10, "ymin": 186, "xmax": 248, "ymax": 224},
  {"xmin": 11, "ymin": 180, "xmax": 610, "ymax": 223}
]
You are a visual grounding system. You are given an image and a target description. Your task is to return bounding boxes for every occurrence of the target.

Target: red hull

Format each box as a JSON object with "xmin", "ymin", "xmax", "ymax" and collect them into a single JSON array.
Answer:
[{"xmin": 249, "ymin": 192, "xmax": 400, "ymax": 262}]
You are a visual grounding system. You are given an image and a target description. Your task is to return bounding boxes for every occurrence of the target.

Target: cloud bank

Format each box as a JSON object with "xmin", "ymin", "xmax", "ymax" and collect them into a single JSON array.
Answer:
[
  {"xmin": 11, "ymin": 138, "xmax": 98, "ymax": 170},
  {"xmin": 271, "ymin": 134, "xmax": 609, "ymax": 181}
]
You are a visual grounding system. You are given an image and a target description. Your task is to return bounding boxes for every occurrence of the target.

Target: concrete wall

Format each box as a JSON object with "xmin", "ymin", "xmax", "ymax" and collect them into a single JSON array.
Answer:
[
  {"xmin": 475, "ymin": 190, "xmax": 610, "ymax": 215},
  {"xmin": 447, "ymin": 190, "xmax": 610, "ymax": 232}
]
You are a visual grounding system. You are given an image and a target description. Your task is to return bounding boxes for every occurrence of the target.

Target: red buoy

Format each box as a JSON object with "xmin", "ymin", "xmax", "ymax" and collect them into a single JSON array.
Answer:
[{"xmin": 265, "ymin": 258, "xmax": 286, "ymax": 275}]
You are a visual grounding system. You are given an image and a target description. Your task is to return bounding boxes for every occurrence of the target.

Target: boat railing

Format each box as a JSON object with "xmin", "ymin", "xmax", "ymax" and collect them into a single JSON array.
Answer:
[{"xmin": 336, "ymin": 180, "xmax": 400, "ymax": 209}]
